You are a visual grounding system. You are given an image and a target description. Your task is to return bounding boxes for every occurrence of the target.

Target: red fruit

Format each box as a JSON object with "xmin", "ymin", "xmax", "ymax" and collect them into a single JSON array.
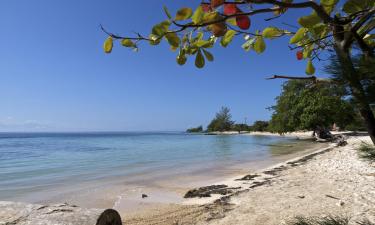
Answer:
[
  {"xmin": 296, "ymin": 51, "xmax": 303, "ymax": 60},
  {"xmin": 224, "ymin": 4, "xmax": 238, "ymax": 15},
  {"xmin": 236, "ymin": 15, "xmax": 251, "ymax": 30},
  {"xmin": 201, "ymin": 3, "xmax": 212, "ymax": 12},
  {"xmin": 211, "ymin": 0, "xmax": 224, "ymax": 8}
]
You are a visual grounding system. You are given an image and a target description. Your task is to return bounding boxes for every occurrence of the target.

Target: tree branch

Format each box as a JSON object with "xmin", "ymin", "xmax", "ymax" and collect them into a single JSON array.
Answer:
[
  {"xmin": 266, "ymin": 75, "xmax": 332, "ymax": 83},
  {"xmin": 266, "ymin": 75, "xmax": 318, "ymax": 81},
  {"xmin": 352, "ymin": 7, "xmax": 375, "ymax": 32}
]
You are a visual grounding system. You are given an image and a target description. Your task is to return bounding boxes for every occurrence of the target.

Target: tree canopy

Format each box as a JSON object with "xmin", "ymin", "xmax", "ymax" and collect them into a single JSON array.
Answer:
[
  {"xmin": 268, "ymin": 80, "xmax": 355, "ymax": 133},
  {"xmin": 102, "ymin": 0, "xmax": 374, "ymax": 72},
  {"xmin": 186, "ymin": 125, "xmax": 204, "ymax": 133},
  {"xmin": 207, "ymin": 106, "xmax": 235, "ymax": 132}
]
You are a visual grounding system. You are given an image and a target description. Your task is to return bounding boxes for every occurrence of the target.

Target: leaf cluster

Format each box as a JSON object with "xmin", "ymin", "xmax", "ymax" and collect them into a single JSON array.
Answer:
[{"xmin": 268, "ymin": 80, "xmax": 355, "ymax": 133}]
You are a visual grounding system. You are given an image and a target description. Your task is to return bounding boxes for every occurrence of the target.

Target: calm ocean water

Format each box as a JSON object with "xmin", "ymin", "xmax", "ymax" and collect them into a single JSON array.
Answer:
[{"xmin": 0, "ymin": 132, "xmax": 320, "ymax": 207}]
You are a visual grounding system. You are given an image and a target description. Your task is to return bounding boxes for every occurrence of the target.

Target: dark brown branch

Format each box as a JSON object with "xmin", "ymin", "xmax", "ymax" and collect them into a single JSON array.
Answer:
[
  {"xmin": 100, "ymin": 23, "xmax": 187, "ymax": 41},
  {"xmin": 266, "ymin": 75, "xmax": 318, "ymax": 81},
  {"xmin": 266, "ymin": 75, "xmax": 332, "ymax": 83},
  {"xmin": 352, "ymin": 30, "xmax": 374, "ymax": 57}
]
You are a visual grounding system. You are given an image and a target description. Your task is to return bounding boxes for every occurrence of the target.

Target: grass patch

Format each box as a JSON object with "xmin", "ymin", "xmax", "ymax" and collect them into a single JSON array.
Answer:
[
  {"xmin": 358, "ymin": 143, "xmax": 375, "ymax": 161},
  {"xmin": 288, "ymin": 216, "xmax": 349, "ymax": 225},
  {"xmin": 357, "ymin": 219, "xmax": 375, "ymax": 225},
  {"xmin": 288, "ymin": 216, "xmax": 375, "ymax": 225}
]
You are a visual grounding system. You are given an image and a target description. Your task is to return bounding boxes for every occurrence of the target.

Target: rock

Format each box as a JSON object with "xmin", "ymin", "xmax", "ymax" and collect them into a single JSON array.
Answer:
[
  {"xmin": 297, "ymin": 195, "xmax": 305, "ymax": 199},
  {"xmin": 184, "ymin": 185, "xmax": 241, "ymax": 198},
  {"xmin": 142, "ymin": 194, "xmax": 148, "ymax": 198},
  {"xmin": 235, "ymin": 174, "xmax": 260, "ymax": 181},
  {"xmin": 337, "ymin": 200, "xmax": 345, "ymax": 206},
  {"xmin": 0, "ymin": 201, "xmax": 122, "ymax": 225}
]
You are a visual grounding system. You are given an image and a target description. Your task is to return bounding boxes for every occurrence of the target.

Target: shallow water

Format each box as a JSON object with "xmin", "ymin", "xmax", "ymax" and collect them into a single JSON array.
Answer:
[{"xmin": 0, "ymin": 132, "xmax": 325, "ymax": 210}]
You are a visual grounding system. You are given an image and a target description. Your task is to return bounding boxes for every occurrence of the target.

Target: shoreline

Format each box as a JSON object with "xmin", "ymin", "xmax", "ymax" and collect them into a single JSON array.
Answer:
[
  {"xmin": 1, "ymin": 132, "xmax": 374, "ymax": 224},
  {"xmin": 122, "ymin": 133, "xmax": 375, "ymax": 225},
  {"xmin": 111, "ymin": 134, "xmax": 327, "ymax": 215}
]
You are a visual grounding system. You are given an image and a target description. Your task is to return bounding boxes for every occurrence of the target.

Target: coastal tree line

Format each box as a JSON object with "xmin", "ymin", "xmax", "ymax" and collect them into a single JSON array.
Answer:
[
  {"xmin": 188, "ymin": 55, "xmax": 373, "ymax": 135},
  {"xmin": 102, "ymin": 0, "xmax": 375, "ymax": 144}
]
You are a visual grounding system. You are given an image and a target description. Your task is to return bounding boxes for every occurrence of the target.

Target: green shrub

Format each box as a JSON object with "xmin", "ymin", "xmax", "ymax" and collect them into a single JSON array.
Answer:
[
  {"xmin": 288, "ymin": 216, "xmax": 349, "ymax": 225},
  {"xmin": 358, "ymin": 143, "xmax": 375, "ymax": 161},
  {"xmin": 186, "ymin": 126, "xmax": 203, "ymax": 133},
  {"xmin": 288, "ymin": 216, "xmax": 375, "ymax": 225}
]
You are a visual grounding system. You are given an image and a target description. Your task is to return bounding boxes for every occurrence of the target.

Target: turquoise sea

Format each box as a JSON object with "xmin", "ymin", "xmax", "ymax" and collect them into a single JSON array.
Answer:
[{"xmin": 0, "ymin": 132, "xmax": 323, "ymax": 210}]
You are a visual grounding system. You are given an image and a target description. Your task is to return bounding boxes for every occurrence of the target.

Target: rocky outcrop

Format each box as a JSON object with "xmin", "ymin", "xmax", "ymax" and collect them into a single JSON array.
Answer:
[{"xmin": 0, "ymin": 201, "xmax": 122, "ymax": 225}]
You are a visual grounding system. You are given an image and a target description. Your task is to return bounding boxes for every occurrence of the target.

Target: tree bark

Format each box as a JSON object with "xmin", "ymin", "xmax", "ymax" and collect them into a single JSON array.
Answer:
[{"xmin": 334, "ymin": 45, "xmax": 375, "ymax": 145}]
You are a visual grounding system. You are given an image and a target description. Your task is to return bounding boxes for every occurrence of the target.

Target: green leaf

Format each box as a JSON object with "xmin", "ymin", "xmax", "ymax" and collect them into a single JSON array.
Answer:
[
  {"xmin": 254, "ymin": 36, "xmax": 266, "ymax": 54},
  {"xmin": 163, "ymin": 6, "xmax": 172, "ymax": 19},
  {"xmin": 262, "ymin": 27, "xmax": 283, "ymax": 39},
  {"xmin": 195, "ymin": 40, "xmax": 211, "ymax": 48},
  {"xmin": 175, "ymin": 8, "xmax": 193, "ymax": 21},
  {"xmin": 298, "ymin": 13, "xmax": 321, "ymax": 28},
  {"xmin": 343, "ymin": 0, "xmax": 373, "ymax": 14},
  {"xmin": 289, "ymin": 28, "xmax": 307, "ymax": 44},
  {"xmin": 320, "ymin": 0, "xmax": 338, "ymax": 14},
  {"xmin": 165, "ymin": 33, "xmax": 180, "ymax": 48},
  {"xmin": 303, "ymin": 45, "xmax": 313, "ymax": 59},
  {"xmin": 121, "ymin": 39, "xmax": 135, "ymax": 47},
  {"xmin": 241, "ymin": 38, "xmax": 255, "ymax": 51},
  {"xmin": 103, "ymin": 37, "xmax": 113, "ymax": 54},
  {"xmin": 195, "ymin": 49, "xmax": 205, "ymax": 68},
  {"xmin": 149, "ymin": 34, "xmax": 161, "ymax": 45},
  {"xmin": 202, "ymin": 12, "xmax": 220, "ymax": 23},
  {"xmin": 320, "ymin": 0, "xmax": 338, "ymax": 5},
  {"xmin": 311, "ymin": 23, "xmax": 328, "ymax": 39},
  {"xmin": 177, "ymin": 50, "xmax": 187, "ymax": 65},
  {"xmin": 221, "ymin": 30, "xmax": 236, "ymax": 47},
  {"xmin": 152, "ymin": 21, "xmax": 171, "ymax": 37},
  {"xmin": 195, "ymin": 32, "xmax": 204, "ymax": 41},
  {"xmin": 192, "ymin": 6, "xmax": 204, "ymax": 24},
  {"xmin": 202, "ymin": 49, "xmax": 214, "ymax": 62},
  {"xmin": 226, "ymin": 18, "xmax": 237, "ymax": 26},
  {"xmin": 305, "ymin": 59, "xmax": 316, "ymax": 75}
]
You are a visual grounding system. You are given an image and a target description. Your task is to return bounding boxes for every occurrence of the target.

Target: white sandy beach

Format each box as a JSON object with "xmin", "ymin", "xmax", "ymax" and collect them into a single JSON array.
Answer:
[{"xmin": 122, "ymin": 133, "xmax": 375, "ymax": 225}]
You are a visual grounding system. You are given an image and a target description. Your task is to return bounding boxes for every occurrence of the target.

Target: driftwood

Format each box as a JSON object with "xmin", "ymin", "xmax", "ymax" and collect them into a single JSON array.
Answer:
[{"xmin": 0, "ymin": 201, "xmax": 122, "ymax": 225}]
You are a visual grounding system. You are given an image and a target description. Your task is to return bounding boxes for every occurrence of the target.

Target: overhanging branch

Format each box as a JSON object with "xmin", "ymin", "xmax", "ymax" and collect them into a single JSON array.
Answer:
[{"xmin": 266, "ymin": 75, "xmax": 333, "ymax": 83}]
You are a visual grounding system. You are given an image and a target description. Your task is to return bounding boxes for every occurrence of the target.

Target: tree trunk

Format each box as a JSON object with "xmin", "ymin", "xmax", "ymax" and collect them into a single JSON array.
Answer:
[{"xmin": 334, "ymin": 45, "xmax": 375, "ymax": 145}]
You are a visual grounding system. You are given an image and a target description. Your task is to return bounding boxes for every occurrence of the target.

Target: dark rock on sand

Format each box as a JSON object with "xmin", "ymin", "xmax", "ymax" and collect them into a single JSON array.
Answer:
[
  {"xmin": 235, "ymin": 174, "xmax": 260, "ymax": 181},
  {"xmin": 184, "ymin": 185, "xmax": 240, "ymax": 198}
]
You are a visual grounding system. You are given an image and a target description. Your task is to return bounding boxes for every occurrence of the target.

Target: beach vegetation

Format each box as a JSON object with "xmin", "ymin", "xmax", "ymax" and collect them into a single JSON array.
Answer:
[
  {"xmin": 249, "ymin": 120, "xmax": 269, "ymax": 132},
  {"xmin": 232, "ymin": 123, "xmax": 251, "ymax": 133},
  {"xmin": 268, "ymin": 80, "xmax": 355, "ymax": 138},
  {"xmin": 288, "ymin": 216, "xmax": 375, "ymax": 225},
  {"xmin": 102, "ymin": 0, "xmax": 375, "ymax": 144},
  {"xmin": 288, "ymin": 216, "xmax": 348, "ymax": 225},
  {"xmin": 207, "ymin": 106, "xmax": 234, "ymax": 132},
  {"xmin": 358, "ymin": 143, "xmax": 375, "ymax": 161},
  {"xmin": 186, "ymin": 126, "xmax": 204, "ymax": 133}
]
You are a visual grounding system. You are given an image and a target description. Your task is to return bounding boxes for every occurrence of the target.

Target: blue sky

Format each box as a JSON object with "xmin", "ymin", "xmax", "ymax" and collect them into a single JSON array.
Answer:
[{"xmin": 0, "ymin": 0, "xmax": 324, "ymax": 131}]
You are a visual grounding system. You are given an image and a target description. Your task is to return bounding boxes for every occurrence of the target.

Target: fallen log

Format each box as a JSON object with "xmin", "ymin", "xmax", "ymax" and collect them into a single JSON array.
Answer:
[{"xmin": 0, "ymin": 201, "xmax": 122, "ymax": 225}]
